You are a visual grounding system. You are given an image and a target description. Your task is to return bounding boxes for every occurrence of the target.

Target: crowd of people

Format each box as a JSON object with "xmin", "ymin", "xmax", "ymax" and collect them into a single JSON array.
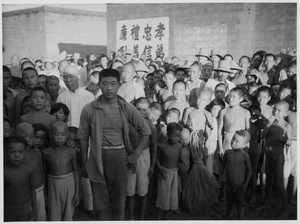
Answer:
[{"xmin": 3, "ymin": 46, "xmax": 297, "ymax": 221}]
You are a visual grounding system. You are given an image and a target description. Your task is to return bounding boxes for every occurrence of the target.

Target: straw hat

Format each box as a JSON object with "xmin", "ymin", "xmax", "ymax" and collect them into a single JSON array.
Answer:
[
  {"xmin": 230, "ymin": 60, "xmax": 242, "ymax": 71},
  {"xmin": 195, "ymin": 47, "xmax": 210, "ymax": 58},
  {"xmin": 211, "ymin": 48, "xmax": 223, "ymax": 58},
  {"xmin": 213, "ymin": 60, "xmax": 233, "ymax": 73},
  {"xmin": 135, "ymin": 60, "xmax": 150, "ymax": 72}
]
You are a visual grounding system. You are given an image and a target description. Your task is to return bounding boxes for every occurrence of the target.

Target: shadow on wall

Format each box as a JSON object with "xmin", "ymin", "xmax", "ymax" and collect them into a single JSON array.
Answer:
[{"xmin": 58, "ymin": 43, "xmax": 107, "ymax": 58}]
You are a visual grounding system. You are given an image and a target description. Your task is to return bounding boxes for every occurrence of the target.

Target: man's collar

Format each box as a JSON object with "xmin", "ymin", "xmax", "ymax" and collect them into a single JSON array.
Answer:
[{"xmin": 92, "ymin": 95, "xmax": 127, "ymax": 109}]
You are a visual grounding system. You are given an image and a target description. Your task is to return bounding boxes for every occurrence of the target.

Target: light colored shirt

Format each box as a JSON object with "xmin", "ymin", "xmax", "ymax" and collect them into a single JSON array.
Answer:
[{"xmin": 57, "ymin": 87, "xmax": 94, "ymax": 128}]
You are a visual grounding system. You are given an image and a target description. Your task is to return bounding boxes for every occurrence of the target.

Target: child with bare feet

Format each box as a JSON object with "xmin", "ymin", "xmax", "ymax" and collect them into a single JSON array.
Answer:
[
  {"xmin": 42, "ymin": 121, "xmax": 80, "ymax": 221},
  {"xmin": 219, "ymin": 130, "xmax": 252, "ymax": 220},
  {"xmin": 4, "ymin": 136, "xmax": 37, "ymax": 221},
  {"xmin": 156, "ymin": 122, "xmax": 183, "ymax": 220}
]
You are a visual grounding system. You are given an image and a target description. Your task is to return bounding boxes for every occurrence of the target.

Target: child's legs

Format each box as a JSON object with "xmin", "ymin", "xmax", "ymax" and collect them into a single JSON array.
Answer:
[
  {"xmin": 249, "ymin": 153, "xmax": 260, "ymax": 201},
  {"xmin": 36, "ymin": 186, "xmax": 47, "ymax": 221},
  {"xmin": 264, "ymin": 156, "xmax": 274, "ymax": 203},
  {"xmin": 137, "ymin": 194, "xmax": 148, "ymax": 220},
  {"xmin": 274, "ymin": 154, "xmax": 288, "ymax": 209},
  {"xmin": 205, "ymin": 154, "xmax": 214, "ymax": 175},
  {"xmin": 81, "ymin": 177, "xmax": 93, "ymax": 211},
  {"xmin": 62, "ymin": 174, "xmax": 75, "ymax": 221},
  {"xmin": 225, "ymin": 183, "xmax": 234, "ymax": 218},
  {"xmin": 234, "ymin": 187, "xmax": 245, "ymax": 220}
]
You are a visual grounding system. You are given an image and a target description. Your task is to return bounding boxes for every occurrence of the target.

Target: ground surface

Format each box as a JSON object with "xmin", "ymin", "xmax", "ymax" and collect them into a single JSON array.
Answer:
[{"xmin": 74, "ymin": 177, "xmax": 297, "ymax": 221}]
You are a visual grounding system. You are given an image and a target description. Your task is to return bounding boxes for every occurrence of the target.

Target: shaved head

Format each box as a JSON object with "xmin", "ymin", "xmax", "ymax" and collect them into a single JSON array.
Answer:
[
  {"xmin": 16, "ymin": 122, "xmax": 34, "ymax": 136},
  {"xmin": 50, "ymin": 120, "xmax": 68, "ymax": 133}
]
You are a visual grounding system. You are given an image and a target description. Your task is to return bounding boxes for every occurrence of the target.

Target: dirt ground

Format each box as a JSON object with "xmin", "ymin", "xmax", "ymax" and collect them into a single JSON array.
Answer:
[{"xmin": 74, "ymin": 176, "xmax": 297, "ymax": 221}]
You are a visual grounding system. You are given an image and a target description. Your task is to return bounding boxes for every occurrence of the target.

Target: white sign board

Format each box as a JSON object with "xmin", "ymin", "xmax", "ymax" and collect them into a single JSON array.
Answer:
[{"xmin": 116, "ymin": 17, "xmax": 169, "ymax": 59}]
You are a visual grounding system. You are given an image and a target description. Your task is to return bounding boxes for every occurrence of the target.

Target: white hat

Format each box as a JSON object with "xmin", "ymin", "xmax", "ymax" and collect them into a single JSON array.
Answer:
[
  {"xmin": 230, "ymin": 60, "xmax": 242, "ymax": 71},
  {"xmin": 213, "ymin": 60, "xmax": 233, "ymax": 73},
  {"xmin": 135, "ymin": 60, "xmax": 150, "ymax": 72},
  {"xmin": 195, "ymin": 48, "xmax": 210, "ymax": 58}
]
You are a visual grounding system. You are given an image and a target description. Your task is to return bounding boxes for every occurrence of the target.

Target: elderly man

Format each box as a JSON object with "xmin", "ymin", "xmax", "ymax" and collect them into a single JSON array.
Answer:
[
  {"xmin": 118, "ymin": 62, "xmax": 145, "ymax": 104},
  {"xmin": 78, "ymin": 68, "xmax": 150, "ymax": 220},
  {"xmin": 57, "ymin": 65, "xmax": 94, "ymax": 128}
]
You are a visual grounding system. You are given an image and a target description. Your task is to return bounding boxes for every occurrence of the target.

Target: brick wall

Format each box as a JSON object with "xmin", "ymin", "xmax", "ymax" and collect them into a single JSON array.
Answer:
[
  {"xmin": 2, "ymin": 6, "xmax": 107, "ymax": 65},
  {"xmin": 3, "ymin": 7, "xmax": 46, "ymax": 65},
  {"xmin": 107, "ymin": 3, "xmax": 296, "ymax": 62}
]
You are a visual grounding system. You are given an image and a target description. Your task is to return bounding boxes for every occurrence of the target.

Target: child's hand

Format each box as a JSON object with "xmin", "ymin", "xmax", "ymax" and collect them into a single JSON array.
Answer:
[
  {"xmin": 72, "ymin": 192, "xmax": 80, "ymax": 206},
  {"xmin": 81, "ymin": 164, "xmax": 88, "ymax": 178},
  {"xmin": 128, "ymin": 153, "xmax": 139, "ymax": 166},
  {"xmin": 279, "ymin": 134, "xmax": 288, "ymax": 144},
  {"xmin": 219, "ymin": 148, "xmax": 225, "ymax": 158},
  {"xmin": 148, "ymin": 166, "xmax": 154, "ymax": 178}
]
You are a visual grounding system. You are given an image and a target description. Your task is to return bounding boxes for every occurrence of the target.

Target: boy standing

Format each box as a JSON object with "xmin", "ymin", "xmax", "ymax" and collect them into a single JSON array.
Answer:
[
  {"xmin": 42, "ymin": 121, "xmax": 80, "ymax": 221},
  {"xmin": 4, "ymin": 136, "xmax": 37, "ymax": 221},
  {"xmin": 256, "ymin": 101, "xmax": 292, "ymax": 219},
  {"xmin": 127, "ymin": 97, "xmax": 158, "ymax": 220},
  {"xmin": 156, "ymin": 122, "xmax": 183, "ymax": 220},
  {"xmin": 218, "ymin": 87, "xmax": 250, "ymax": 157},
  {"xmin": 15, "ymin": 122, "xmax": 47, "ymax": 221},
  {"xmin": 219, "ymin": 130, "xmax": 252, "ymax": 219},
  {"xmin": 20, "ymin": 87, "xmax": 56, "ymax": 129}
]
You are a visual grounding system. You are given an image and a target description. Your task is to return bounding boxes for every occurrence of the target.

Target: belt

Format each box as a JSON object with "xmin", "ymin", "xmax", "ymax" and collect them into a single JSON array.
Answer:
[{"xmin": 102, "ymin": 144, "xmax": 125, "ymax": 150}]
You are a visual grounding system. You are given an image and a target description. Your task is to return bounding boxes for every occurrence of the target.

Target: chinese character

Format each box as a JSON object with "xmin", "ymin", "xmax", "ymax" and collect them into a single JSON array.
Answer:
[
  {"xmin": 143, "ymin": 45, "xmax": 153, "ymax": 59},
  {"xmin": 120, "ymin": 25, "xmax": 127, "ymax": 40},
  {"xmin": 155, "ymin": 22, "xmax": 165, "ymax": 40},
  {"xmin": 118, "ymin": 46, "xmax": 127, "ymax": 54},
  {"xmin": 143, "ymin": 24, "xmax": 152, "ymax": 41},
  {"xmin": 131, "ymin": 24, "xmax": 140, "ymax": 40},
  {"xmin": 133, "ymin": 44, "xmax": 139, "ymax": 58},
  {"xmin": 156, "ymin": 44, "xmax": 165, "ymax": 59}
]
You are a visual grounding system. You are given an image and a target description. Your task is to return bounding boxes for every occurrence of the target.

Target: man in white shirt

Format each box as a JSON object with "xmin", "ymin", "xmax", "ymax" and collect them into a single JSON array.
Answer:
[{"xmin": 57, "ymin": 65, "xmax": 94, "ymax": 128}]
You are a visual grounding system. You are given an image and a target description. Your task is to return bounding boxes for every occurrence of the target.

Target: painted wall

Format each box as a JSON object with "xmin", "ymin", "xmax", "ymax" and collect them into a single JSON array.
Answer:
[
  {"xmin": 3, "ymin": 6, "xmax": 107, "ymax": 65},
  {"xmin": 107, "ymin": 3, "xmax": 296, "ymax": 62}
]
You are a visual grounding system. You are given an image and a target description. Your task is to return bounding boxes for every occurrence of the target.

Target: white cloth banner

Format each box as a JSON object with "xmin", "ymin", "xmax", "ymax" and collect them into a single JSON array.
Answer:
[{"xmin": 116, "ymin": 17, "xmax": 169, "ymax": 59}]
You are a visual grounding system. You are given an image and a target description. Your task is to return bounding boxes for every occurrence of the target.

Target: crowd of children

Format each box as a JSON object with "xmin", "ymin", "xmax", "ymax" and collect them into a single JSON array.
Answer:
[{"xmin": 3, "ymin": 47, "xmax": 297, "ymax": 221}]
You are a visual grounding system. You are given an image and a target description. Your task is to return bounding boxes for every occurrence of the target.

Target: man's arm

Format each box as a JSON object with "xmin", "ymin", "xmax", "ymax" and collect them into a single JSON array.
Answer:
[
  {"xmin": 128, "ymin": 135, "xmax": 149, "ymax": 165},
  {"xmin": 148, "ymin": 123, "xmax": 158, "ymax": 178}
]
